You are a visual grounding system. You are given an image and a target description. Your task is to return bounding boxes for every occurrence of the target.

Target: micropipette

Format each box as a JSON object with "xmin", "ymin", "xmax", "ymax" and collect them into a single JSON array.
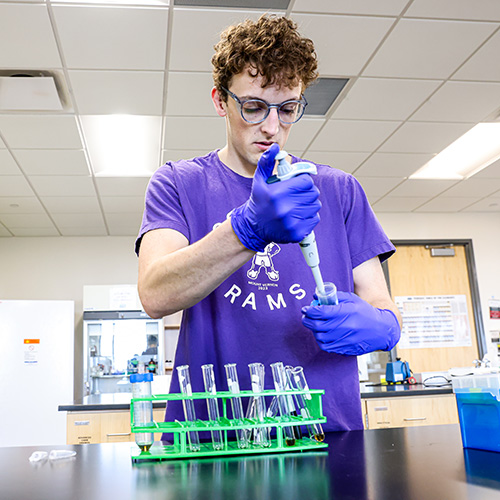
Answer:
[{"xmin": 270, "ymin": 150, "xmax": 338, "ymax": 304}]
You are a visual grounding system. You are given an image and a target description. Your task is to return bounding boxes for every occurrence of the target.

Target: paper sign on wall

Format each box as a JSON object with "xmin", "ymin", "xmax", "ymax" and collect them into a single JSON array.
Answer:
[
  {"xmin": 395, "ymin": 295, "xmax": 472, "ymax": 349},
  {"xmin": 24, "ymin": 339, "xmax": 40, "ymax": 365}
]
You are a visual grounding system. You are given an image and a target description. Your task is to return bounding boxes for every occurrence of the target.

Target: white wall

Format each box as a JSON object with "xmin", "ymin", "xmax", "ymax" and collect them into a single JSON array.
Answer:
[
  {"xmin": 0, "ymin": 236, "xmax": 139, "ymax": 399},
  {"xmin": 0, "ymin": 213, "xmax": 498, "ymax": 398}
]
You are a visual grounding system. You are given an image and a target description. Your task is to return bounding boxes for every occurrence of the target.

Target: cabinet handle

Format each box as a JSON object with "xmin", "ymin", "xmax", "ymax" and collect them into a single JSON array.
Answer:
[
  {"xmin": 106, "ymin": 432, "xmax": 131, "ymax": 437},
  {"xmin": 403, "ymin": 417, "xmax": 427, "ymax": 421}
]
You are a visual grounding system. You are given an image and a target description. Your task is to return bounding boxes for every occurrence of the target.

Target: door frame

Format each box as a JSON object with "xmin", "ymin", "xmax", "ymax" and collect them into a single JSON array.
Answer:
[{"xmin": 383, "ymin": 238, "xmax": 487, "ymax": 359}]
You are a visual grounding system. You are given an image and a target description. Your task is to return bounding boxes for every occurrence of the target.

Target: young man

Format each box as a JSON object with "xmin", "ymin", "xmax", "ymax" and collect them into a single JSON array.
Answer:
[{"xmin": 136, "ymin": 15, "xmax": 401, "ymax": 431}]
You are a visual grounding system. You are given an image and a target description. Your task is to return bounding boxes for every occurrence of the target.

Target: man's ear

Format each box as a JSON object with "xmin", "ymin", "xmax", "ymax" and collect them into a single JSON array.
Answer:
[{"xmin": 211, "ymin": 87, "xmax": 227, "ymax": 117}]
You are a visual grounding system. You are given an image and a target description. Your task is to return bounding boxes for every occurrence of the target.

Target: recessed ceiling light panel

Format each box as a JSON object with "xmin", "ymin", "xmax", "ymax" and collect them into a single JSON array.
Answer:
[{"xmin": 174, "ymin": 0, "xmax": 290, "ymax": 8}]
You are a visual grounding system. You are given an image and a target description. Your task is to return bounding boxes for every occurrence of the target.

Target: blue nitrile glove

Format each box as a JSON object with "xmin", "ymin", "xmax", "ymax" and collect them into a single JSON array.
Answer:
[
  {"xmin": 231, "ymin": 143, "xmax": 321, "ymax": 252},
  {"xmin": 301, "ymin": 291, "xmax": 401, "ymax": 356}
]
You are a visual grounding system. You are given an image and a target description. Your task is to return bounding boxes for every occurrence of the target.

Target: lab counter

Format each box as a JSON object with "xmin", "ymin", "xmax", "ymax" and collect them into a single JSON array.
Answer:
[
  {"xmin": 59, "ymin": 383, "xmax": 452, "ymax": 412},
  {"xmin": 2, "ymin": 424, "xmax": 499, "ymax": 500}
]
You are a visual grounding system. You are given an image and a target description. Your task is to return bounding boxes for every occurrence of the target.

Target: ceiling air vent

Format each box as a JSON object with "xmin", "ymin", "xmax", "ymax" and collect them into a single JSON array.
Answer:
[
  {"xmin": 304, "ymin": 77, "xmax": 349, "ymax": 116},
  {"xmin": 0, "ymin": 70, "xmax": 68, "ymax": 111}
]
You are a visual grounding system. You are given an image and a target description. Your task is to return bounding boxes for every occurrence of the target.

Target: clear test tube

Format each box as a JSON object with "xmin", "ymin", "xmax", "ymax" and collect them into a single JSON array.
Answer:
[
  {"xmin": 176, "ymin": 364, "xmax": 201, "ymax": 452},
  {"xmin": 270, "ymin": 362, "xmax": 296, "ymax": 446},
  {"xmin": 201, "ymin": 364, "xmax": 224, "ymax": 451},
  {"xmin": 287, "ymin": 366, "xmax": 325, "ymax": 442},
  {"xmin": 316, "ymin": 281, "xmax": 338, "ymax": 306},
  {"xmin": 282, "ymin": 367, "xmax": 303, "ymax": 440},
  {"xmin": 224, "ymin": 363, "xmax": 250, "ymax": 449},
  {"xmin": 248, "ymin": 362, "xmax": 271, "ymax": 448}
]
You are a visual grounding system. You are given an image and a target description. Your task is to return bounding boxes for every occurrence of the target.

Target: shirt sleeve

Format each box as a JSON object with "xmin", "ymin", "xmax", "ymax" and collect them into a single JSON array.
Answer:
[
  {"xmin": 135, "ymin": 164, "xmax": 190, "ymax": 256},
  {"xmin": 342, "ymin": 174, "xmax": 395, "ymax": 268}
]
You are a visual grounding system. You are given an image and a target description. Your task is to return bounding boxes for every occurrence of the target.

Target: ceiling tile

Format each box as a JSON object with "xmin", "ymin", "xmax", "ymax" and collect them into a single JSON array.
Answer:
[
  {"xmin": 372, "ymin": 196, "xmax": 430, "ymax": 212},
  {"xmin": 354, "ymin": 152, "xmax": 434, "ymax": 177},
  {"xmin": 41, "ymin": 196, "xmax": 101, "ymax": 213},
  {"xmin": 311, "ymin": 120, "xmax": 401, "ymax": 152},
  {"xmin": 0, "ymin": 197, "xmax": 45, "ymax": 214},
  {"xmin": 378, "ymin": 122, "xmax": 473, "ymax": 153},
  {"xmin": 95, "ymin": 177, "xmax": 150, "ymax": 196},
  {"xmin": 473, "ymin": 157, "xmax": 500, "ymax": 178},
  {"xmin": 69, "ymin": 70, "xmax": 164, "ymax": 115},
  {"xmin": 354, "ymin": 176, "xmax": 403, "ymax": 197},
  {"xmin": 169, "ymin": 9, "xmax": 267, "ymax": 72},
  {"xmin": 161, "ymin": 149, "xmax": 212, "ymax": 164},
  {"xmin": 0, "ymin": 213, "xmax": 55, "ymax": 229},
  {"xmin": 9, "ymin": 227, "xmax": 60, "ymax": 237},
  {"xmin": 0, "ymin": 115, "xmax": 82, "ymax": 149},
  {"xmin": 29, "ymin": 175, "xmax": 96, "ymax": 196},
  {"xmin": 52, "ymin": 5, "xmax": 168, "ymax": 70},
  {"xmin": 59, "ymin": 226, "xmax": 108, "ymax": 236},
  {"xmin": 101, "ymin": 196, "xmax": 145, "ymax": 213},
  {"xmin": 388, "ymin": 179, "xmax": 459, "ymax": 197},
  {"xmin": 461, "ymin": 196, "xmax": 500, "ymax": 212},
  {"xmin": 0, "ymin": 225, "xmax": 11, "ymax": 237},
  {"xmin": 332, "ymin": 78, "xmax": 442, "ymax": 121},
  {"xmin": 14, "ymin": 149, "xmax": 89, "ymax": 175},
  {"xmin": 405, "ymin": 0, "xmax": 500, "ymax": 21},
  {"xmin": 0, "ymin": 176, "xmax": 35, "ymax": 196},
  {"xmin": 0, "ymin": 150, "xmax": 22, "ymax": 175},
  {"xmin": 0, "ymin": 4, "xmax": 61, "ymax": 68},
  {"xmin": 286, "ymin": 119, "xmax": 324, "ymax": 152},
  {"xmin": 0, "ymin": 137, "xmax": 5, "ymax": 148},
  {"xmin": 364, "ymin": 19, "xmax": 498, "ymax": 78},
  {"xmin": 163, "ymin": 116, "xmax": 226, "ymax": 150},
  {"xmin": 106, "ymin": 212, "xmax": 143, "ymax": 236},
  {"xmin": 166, "ymin": 72, "xmax": 216, "ymax": 116},
  {"xmin": 51, "ymin": 212, "xmax": 105, "ymax": 228},
  {"xmin": 292, "ymin": 14, "xmax": 395, "ymax": 76},
  {"xmin": 414, "ymin": 197, "xmax": 478, "ymax": 212},
  {"xmin": 453, "ymin": 30, "xmax": 500, "ymax": 82},
  {"xmin": 303, "ymin": 152, "xmax": 371, "ymax": 173},
  {"xmin": 442, "ymin": 178, "xmax": 500, "ymax": 197},
  {"xmin": 410, "ymin": 81, "xmax": 500, "ymax": 122},
  {"xmin": 292, "ymin": 0, "xmax": 408, "ymax": 16}
]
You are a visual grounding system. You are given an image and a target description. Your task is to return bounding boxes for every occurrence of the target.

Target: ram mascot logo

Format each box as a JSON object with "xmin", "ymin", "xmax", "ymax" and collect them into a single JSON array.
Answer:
[{"xmin": 247, "ymin": 243, "xmax": 281, "ymax": 281}]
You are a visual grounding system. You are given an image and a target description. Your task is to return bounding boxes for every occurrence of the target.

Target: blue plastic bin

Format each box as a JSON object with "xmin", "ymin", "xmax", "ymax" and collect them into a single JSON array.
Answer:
[{"xmin": 453, "ymin": 373, "xmax": 500, "ymax": 453}]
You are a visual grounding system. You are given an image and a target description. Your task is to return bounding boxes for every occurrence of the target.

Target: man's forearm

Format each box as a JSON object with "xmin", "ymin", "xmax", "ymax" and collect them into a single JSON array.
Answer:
[{"xmin": 138, "ymin": 220, "xmax": 254, "ymax": 318}]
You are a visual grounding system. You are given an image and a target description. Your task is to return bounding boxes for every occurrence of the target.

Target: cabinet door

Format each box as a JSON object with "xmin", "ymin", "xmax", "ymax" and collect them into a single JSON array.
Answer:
[
  {"xmin": 67, "ymin": 413, "xmax": 101, "ymax": 444},
  {"xmin": 100, "ymin": 411, "xmax": 133, "ymax": 443},
  {"xmin": 365, "ymin": 396, "xmax": 459, "ymax": 429}
]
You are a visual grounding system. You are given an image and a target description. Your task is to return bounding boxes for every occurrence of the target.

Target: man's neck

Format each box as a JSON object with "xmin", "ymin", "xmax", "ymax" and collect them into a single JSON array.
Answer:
[{"xmin": 217, "ymin": 146, "xmax": 256, "ymax": 178}]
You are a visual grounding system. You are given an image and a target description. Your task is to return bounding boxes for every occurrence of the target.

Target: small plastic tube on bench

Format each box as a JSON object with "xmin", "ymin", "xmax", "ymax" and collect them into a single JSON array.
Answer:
[
  {"xmin": 177, "ymin": 364, "xmax": 201, "ymax": 452},
  {"xmin": 201, "ymin": 364, "xmax": 224, "ymax": 451},
  {"xmin": 224, "ymin": 363, "xmax": 250, "ymax": 449}
]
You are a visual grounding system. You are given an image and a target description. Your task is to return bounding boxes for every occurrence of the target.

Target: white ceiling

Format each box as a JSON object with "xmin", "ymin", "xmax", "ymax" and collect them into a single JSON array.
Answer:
[{"xmin": 1, "ymin": 0, "xmax": 500, "ymax": 238}]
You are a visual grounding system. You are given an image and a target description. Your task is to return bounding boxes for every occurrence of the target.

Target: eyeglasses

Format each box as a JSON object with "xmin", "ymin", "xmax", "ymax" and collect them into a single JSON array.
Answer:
[{"xmin": 221, "ymin": 86, "xmax": 307, "ymax": 124}]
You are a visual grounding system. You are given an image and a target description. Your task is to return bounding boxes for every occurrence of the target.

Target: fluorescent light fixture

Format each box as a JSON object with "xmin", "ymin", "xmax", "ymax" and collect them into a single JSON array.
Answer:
[
  {"xmin": 50, "ymin": 0, "xmax": 169, "ymax": 4},
  {"xmin": 81, "ymin": 115, "xmax": 161, "ymax": 177},
  {"xmin": 410, "ymin": 123, "xmax": 500, "ymax": 180},
  {"xmin": 0, "ymin": 76, "xmax": 62, "ymax": 111}
]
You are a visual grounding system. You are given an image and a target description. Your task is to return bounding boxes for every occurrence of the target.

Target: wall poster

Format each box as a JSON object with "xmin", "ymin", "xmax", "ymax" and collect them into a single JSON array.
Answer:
[{"xmin": 395, "ymin": 295, "xmax": 472, "ymax": 349}]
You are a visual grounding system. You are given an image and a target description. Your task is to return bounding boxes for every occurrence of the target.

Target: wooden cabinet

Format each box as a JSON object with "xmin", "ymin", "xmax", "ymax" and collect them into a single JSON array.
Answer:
[
  {"xmin": 362, "ymin": 395, "xmax": 459, "ymax": 430},
  {"xmin": 67, "ymin": 408, "xmax": 166, "ymax": 445}
]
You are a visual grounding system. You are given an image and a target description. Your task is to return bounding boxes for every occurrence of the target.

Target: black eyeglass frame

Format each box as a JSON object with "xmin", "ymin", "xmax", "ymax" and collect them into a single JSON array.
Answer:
[{"xmin": 221, "ymin": 86, "xmax": 308, "ymax": 124}]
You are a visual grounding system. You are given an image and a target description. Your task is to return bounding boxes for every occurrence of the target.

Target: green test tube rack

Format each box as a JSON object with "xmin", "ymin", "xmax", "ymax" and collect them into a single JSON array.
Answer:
[{"xmin": 130, "ymin": 388, "xmax": 327, "ymax": 461}]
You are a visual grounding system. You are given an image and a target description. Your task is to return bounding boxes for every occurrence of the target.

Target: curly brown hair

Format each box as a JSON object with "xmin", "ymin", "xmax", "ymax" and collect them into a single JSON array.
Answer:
[{"xmin": 212, "ymin": 15, "xmax": 318, "ymax": 99}]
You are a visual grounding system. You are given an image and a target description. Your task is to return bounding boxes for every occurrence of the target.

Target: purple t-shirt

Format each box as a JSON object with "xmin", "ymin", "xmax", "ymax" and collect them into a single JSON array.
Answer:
[{"xmin": 136, "ymin": 150, "xmax": 395, "ymax": 432}]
